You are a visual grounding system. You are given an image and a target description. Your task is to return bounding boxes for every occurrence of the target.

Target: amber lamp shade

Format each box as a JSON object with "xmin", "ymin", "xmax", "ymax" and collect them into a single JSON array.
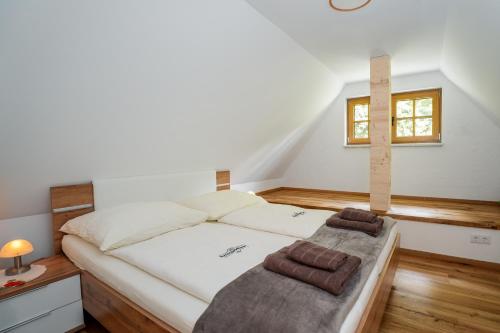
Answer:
[{"xmin": 0, "ymin": 239, "xmax": 34, "ymax": 276}]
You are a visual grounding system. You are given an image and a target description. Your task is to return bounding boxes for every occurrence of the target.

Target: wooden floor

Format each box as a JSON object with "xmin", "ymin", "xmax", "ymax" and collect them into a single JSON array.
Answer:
[
  {"xmin": 260, "ymin": 188, "xmax": 500, "ymax": 230},
  {"xmin": 380, "ymin": 251, "xmax": 500, "ymax": 333},
  {"xmin": 79, "ymin": 252, "xmax": 500, "ymax": 333}
]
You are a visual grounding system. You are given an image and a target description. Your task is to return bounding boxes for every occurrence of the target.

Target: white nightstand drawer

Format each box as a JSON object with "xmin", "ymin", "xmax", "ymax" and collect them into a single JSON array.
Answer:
[
  {"xmin": 1, "ymin": 299, "xmax": 83, "ymax": 333},
  {"xmin": 0, "ymin": 275, "xmax": 81, "ymax": 332}
]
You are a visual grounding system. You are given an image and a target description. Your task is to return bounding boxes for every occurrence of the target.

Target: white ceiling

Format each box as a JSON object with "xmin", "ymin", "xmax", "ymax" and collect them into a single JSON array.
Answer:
[
  {"xmin": 245, "ymin": 0, "xmax": 500, "ymax": 121},
  {"xmin": 245, "ymin": 0, "xmax": 449, "ymax": 82}
]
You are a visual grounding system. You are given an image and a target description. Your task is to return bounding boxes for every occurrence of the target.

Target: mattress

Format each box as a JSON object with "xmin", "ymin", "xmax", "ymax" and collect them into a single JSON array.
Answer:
[{"xmin": 63, "ymin": 221, "xmax": 397, "ymax": 333}]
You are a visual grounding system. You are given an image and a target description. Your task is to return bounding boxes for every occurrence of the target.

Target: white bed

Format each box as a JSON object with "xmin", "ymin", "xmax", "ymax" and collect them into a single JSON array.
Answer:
[{"xmin": 63, "ymin": 216, "xmax": 398, "ymax": 333}]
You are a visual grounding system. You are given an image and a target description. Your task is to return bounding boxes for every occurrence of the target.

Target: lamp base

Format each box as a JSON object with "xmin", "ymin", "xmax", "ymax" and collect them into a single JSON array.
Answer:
[
  {"xmin": 4, "ymin": 256, "xmax": 31, "ymax": 276},
  {"xmin": 5, "ymin": 265, "xmax": 31, "ymax": 276}
]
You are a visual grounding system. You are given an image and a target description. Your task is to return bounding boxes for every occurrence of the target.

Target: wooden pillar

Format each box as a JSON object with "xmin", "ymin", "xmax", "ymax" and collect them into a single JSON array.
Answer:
[{"xmin": 370, "ymin": 55, "xmax": 391, "ymax": 211}]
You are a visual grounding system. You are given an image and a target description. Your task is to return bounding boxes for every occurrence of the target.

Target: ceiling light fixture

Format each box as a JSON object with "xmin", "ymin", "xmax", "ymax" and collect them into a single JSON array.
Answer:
[{"xmin": 328, "ymin": 0, "xmax": 372, "ymax": 12}]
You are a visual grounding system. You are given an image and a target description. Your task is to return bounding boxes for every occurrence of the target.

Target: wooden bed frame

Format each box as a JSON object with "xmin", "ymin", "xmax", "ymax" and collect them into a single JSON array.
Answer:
[{"xmin": 50, "ymin": 170, "xmax": 399, "ymax": 333}]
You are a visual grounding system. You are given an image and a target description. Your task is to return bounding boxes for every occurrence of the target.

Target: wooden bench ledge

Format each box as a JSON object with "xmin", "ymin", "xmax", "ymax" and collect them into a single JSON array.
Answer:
[{"xmin": 259, "ymin": 187, "xmax": 500, "ymax": 230}]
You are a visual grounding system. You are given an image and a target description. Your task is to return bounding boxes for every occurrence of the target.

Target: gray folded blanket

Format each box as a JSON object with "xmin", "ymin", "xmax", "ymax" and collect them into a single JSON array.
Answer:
[
  {"xmin": 338, "ymin": 207, "xmax": 378, "ymax": 223},
  {"xmin": 326, "ymin": 214, "xmax": 384, "ymax": 237},
  {"xmin": 287, "ymin": 240, "xmax": 348, "ymax": 271},
  {"xmin": 264, "ymin": 247, "xmax": 361, "ymax": 296}
]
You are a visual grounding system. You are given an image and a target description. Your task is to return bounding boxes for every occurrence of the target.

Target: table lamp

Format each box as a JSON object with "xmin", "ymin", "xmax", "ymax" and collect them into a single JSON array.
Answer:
[{"xmin": 0, "ymin": 239, "xmax": 33, "ymax": 276}]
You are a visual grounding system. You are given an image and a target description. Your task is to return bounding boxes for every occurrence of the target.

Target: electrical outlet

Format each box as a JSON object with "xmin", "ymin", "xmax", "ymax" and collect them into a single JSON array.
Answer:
[
  {"xmin": 470, "ymin": 235, "xmax": 481, "ymax": 243},
  {"xmin": 480, "ymin": 235, "xmax": 492, "ymax": 244},
  {"xmin": 470, "ymin": 234, "xmax": 491, "ymax": 245}
]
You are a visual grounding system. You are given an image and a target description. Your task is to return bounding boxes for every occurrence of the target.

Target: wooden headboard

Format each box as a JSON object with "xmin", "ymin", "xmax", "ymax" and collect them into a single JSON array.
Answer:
[
  {"xmin": 50, "ymin": 170, "xmax": 230, "ymax": 255},
  {"xmin": 216, "ymin": 170, "xmax": 230, "ymax": 191},
  {"xmin": 50, "ymin": 183, "xmax": 95, "ymax": 255}
]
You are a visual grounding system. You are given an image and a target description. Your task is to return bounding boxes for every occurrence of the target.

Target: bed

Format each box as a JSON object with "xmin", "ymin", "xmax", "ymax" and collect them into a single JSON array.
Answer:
[{"xmin": 50, "ymin": 170, "xmax": 399, "ymax": 333}]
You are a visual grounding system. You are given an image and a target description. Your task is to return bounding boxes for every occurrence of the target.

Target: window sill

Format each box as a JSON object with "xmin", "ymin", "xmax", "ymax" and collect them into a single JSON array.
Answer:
[{"xmin": 344, "ymin": 142, "xmax": 444, "ymax": 148}]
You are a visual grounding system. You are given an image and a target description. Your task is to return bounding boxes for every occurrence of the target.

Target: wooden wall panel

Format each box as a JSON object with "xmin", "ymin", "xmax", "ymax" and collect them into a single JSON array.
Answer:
[{"xmin": 369, "ymin": 55, "xmax": 392, "ymax": 212}]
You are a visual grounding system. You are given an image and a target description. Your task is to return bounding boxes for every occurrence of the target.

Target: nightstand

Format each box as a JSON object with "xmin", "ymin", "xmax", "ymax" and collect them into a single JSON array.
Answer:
[{"xmin": 0, "ymin": 255, "xmax": 84, "ymax": 333}]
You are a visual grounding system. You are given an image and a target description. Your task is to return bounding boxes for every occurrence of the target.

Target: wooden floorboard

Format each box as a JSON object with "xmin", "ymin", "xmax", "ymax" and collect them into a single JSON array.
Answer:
[
  {"xmin": 380, "ymin": 252, "xmax": 500, "ymax": 333},
  {"xmin": 80, "ymin": 253, "xmax": 500, "ymax": 333},
  {"xmin": 259, "ymin": 188, "xmax": 500, "ymax": 230}
]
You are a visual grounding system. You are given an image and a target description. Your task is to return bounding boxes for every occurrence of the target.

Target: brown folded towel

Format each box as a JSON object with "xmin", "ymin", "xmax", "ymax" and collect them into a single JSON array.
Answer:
[
  {"xmin": 326, "ymin": 215, "xmax": 384, "ymax": 237},
  {"xmin": 338, "ymin": 207, "xmax": 378, "ymax": 223},
  {"xmin": 287, "ymin": 240, "xmax": 348, "ymax": 271},
  {"xmin": 264, "ymin": 248, "xmax": 361, "ymax": 296}
]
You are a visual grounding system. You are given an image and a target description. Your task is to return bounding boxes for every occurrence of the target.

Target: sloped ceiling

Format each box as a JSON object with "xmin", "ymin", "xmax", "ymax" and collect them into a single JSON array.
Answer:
[
  {"xmin": 0, "ymin": 0, "xmax": 341, "ymax": 219},
  {"xmin": 245, "ymin": 0, "xmax": 500, "ymax": 121},
  {"xmin": 440, "ymin": 1, "xmax": 500, "ymax": 125}
]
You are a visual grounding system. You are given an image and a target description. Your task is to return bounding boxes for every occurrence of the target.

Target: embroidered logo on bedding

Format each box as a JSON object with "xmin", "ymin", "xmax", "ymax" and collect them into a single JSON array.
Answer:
[
  {"xmin": 219, "ymin": 245, "xmax": 247, "ymax": 258},
  {"xmin": 292, "ymin": 211, "xmax": 306, "ymax": 217}
]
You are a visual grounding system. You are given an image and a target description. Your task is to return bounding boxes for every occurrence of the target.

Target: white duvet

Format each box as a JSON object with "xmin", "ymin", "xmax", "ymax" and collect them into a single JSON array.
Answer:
[
  {"xmin": 110, "ymin": 223, "xmax": 298, "ymax": 303},
  {"xmin": 220, "ymin": 203, "xmax": 333, "ymax": 238}
]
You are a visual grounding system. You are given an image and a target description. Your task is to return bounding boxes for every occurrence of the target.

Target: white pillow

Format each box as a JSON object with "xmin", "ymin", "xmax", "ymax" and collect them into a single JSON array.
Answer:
[
  {"xmin": 178, "ymin": 190, "xmax": 267, "ymax": 220},
  {"xmin": 60, "ymin": 201, "xmax": 208, "ymax": 251},
  {"xmin": 220, "ymin": 204, "xmax": 332, "ymax": 238}
]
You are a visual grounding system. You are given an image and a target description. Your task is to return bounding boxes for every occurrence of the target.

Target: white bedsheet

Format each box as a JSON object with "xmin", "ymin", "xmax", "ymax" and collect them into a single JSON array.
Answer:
[
  {"xmin": 109, "ymin": 223, "xmax": 298, "ymax": 303},
  {"xmin": 63, "ymin": 219, "xmax": 398, "ymax": 333},
  {"xmin": 220, "ymin": 203, "xmax": 332, "ymax": 238},
  {"xmin": 62, "ymin": 234, "xmax": 208, "ymax": 333}
]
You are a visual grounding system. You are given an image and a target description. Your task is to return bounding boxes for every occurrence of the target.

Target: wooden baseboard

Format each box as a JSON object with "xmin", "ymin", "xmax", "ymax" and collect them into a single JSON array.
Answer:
[{"xmin": 399, "ymin": 248, "xmax": 500, "ymax": 272}]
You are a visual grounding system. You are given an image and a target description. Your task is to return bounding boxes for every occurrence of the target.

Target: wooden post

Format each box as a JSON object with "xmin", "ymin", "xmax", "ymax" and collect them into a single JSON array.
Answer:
[{"xmin": 370, "ymin": 55, "xmax": 391, "ymax": 212}]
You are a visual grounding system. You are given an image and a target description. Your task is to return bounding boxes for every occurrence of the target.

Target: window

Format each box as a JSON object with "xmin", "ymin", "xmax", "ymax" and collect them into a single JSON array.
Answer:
[
  {"xmin": 346, "ymin": 88, "xmax": 441, "ymax": 145},
  {"xmin": 347, "ymin": 96, "xmax": 371, "ymax": 144}
]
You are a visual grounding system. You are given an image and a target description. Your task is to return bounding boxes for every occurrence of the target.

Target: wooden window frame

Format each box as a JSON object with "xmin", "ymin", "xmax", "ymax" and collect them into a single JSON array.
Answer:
[
  {"xmin": 347, "ymin": 96, "xmax": 371, "ymax": 145},
  {"xmin": 346, "ymin": 88, "xmax": 442, "ymax": 145},
  {"xmin": 391, "ymin": 89, "xmax": 441, "ymax": 143}
]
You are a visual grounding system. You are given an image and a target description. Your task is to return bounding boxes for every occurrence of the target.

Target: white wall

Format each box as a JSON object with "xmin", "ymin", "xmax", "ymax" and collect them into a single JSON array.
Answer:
[
  {"xmin": 0, "ymin": 0, "xmax": 342, "ymax": 221},
  {"xmin": 0, "ymin": 214, "xmax": 52, "ymax": 268},
  {"xmin": 398, "ymin": 221, "xmax": 500, "ymax": 263},
  {"xmin": 283, "ymin": 71, "xmax": 500, "ymax": 200}
]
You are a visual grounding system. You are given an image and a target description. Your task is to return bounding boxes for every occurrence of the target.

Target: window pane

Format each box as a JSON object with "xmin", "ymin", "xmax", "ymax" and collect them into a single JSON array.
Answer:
[
  {"xmin": 415, "ymin": 117, "xmax": 433, "ymax": 136},
  {"xmin": 415, "ymin": 98, "xmax": 433, "ymax": 116},
  {"xmin": 354, "ymin": 104, "xmax": 369, "ymax": 121},
  {"xmin": 396, "ymin": 119, "xmax": 413, "ymax": 137},
  {"xmin": 396, "ymin": 100, "xmax": 413, "ymax": 118},
  {"xmin": 354, "ymin": 122, "xmax": 369, "ymax": 139}
]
